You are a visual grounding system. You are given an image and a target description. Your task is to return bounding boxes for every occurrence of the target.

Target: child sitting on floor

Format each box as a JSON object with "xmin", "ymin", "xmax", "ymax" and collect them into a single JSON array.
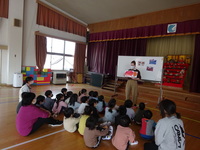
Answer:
[
  {"xmin": 78, "ymin": 106, "xmax": 93, "ymax": 135},
  {"xmin": 124, "ymin": 99, "xmax": 135, "ymax": 121},
  {"xmin": 65, "ymin": 91, "xmax": 73, "ymax": 104},
  {"xmin": 102, "ymin": 98, "xmax": 118, "ymax": 124},
  {"xmin": 43, "ymin": 90, "xmax": 55, "ymax": 112},
  {"xmin": 115, "ymin": 105, "xmax": 127, "ymax": 127},
  {"xmin": 52, "ymin": 93, "xmax": 67, "ymax": 114},
  {"xmin": 134, "ymin": 102, "xmax": 146, "ymax": 125},
  {"xmin": 112, "ymin": 115, "xmax": 138, "ymax": 150},
  {"xmin": 35, "ymin": 95, "xmax": 49, "ymax": 111},
  {"xmin": 63, "ymin": 107, "xmax": 80, "ymax": 133},
  {"xmin": 61, "ymin": 88, "xmax": 67, "ymax": 101},
  {"xmin": 78, "ymin": 88, "xmax": 87, "ymax": 103},
  {"xmin": 140, "ymin": 110, "xmax": 156, "ymax": 140},
  {"xmin": 83, "ymin": 116, "xmax": 112, "ymax": 148},
  {"xmin": 96, "ymin": 95, "xmax": 106, "ymax": 113},
  {"xmin": 68, "ymin": 93, "xmax": 81, "ymax": 112},
  {"xmin": 77, "ymin": 96, "xmax": 89, "ymax": 114}
]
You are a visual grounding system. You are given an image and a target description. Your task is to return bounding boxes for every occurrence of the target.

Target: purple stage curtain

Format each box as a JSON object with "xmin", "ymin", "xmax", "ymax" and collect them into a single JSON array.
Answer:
[
  {"xmin": 190, "ymin": 34, "xmax": 200, "ymax": 93},
  {"xmin": 87, "ymin": 39, "xmax": 147, "ymax": 76},
  {"xmin": 89, "ymin": 19, "xmax": 200, "ymax": 42}
]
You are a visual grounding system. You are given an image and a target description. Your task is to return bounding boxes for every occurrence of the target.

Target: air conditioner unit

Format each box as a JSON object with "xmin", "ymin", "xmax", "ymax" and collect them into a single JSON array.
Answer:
[{"xmin": 52, "ymin": 71, "xmax": 67, "ymax": 84}]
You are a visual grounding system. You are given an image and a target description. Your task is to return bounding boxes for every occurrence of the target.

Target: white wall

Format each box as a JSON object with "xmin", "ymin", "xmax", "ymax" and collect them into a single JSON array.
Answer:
[
  {"xmin": 0, "ymin": 18, "xmax": 8, "ymax": 83},
  {"xmin": 22, "ymin": 0, "xmax": 86, "ymax": 66},
  {"xmin": 6, "ymin": 0, "xmax": 24, "ymax": 85}
]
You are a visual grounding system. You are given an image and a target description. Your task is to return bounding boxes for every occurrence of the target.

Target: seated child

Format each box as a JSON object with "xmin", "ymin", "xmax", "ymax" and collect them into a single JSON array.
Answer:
[
  {"xmin": 43, "ymin": 90, "xmax": 55, "ymax": 112},
  {"xmin": 112, "ymin": 115, "xmax": 138, "ymax": 150},
  {"xmin": 115, "ymin": 105, "xmax": 127, "ymax": 127},
  {"xmin": 102, "ymin": 98, "xmax": 118, "ymax": 124},
  {"xmin": 88, "ymin": 99, "xmax": 100, "ymax": 121},
  {"xmin": 63, "ymin": 107, "xmax": 80, "ymax": 133},
  {"xmin": 124, "ymin": 99, "xmax": 135, "ymax": 121},
  {"xmin": 35, "ymin": 95, "xmax": 49, "ymax": 111},
  {"xmin": 16, "ymin": 92, "xmax": 28, "ymax": 113},
  {"xmin": 68, "ymin": 94, "xmax": 81, "ymax": 112},
  {"xmin": 16, "ymin": 92, "xmax": 63, "ymax": 136},
  {"xmin": 88, "ymin": 90, "xmax": 94, "ymax": 99},
  {"xmin": 65, "ymin": 91, "xmax": 73, "ymax": 104},
  {"xmin": 61, "ymin": 88, "xmax": 67, "ymax": 101},
  {"xmin": 78, "ymin": 89, "xmax": 87, "ymax": 103},
  {"xmin": 83, "ymin": 116, "xmax": 111, "ymax": 148},
  {"xmin": 52, "ymin": 93, "xmax": 67, "ymax": 114},
  {"xmin": 96, "ymin": 95, "xmax": 106, "ymax": 113},
  {"xmin": 77, "ymin": 96, "xmax": 89, "ymax": 114},
  {"xmin": 90, "ymin": 91, "xmax": 98, "ymax": 101},
  {"xmin": 78, "ymin": 106, "xmax": 93, "ymax": 135},
  {"xmin": 140, "ymin": 110, "xmax": 156, "ymax": 140},
  {"xmin": 134, "ymin": 102, "xmax": 146, "ymax": 125}
]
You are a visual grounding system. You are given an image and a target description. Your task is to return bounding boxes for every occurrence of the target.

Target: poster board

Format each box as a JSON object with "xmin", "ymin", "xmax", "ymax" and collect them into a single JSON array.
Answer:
[{"xmin": 117, "ymin": 56, "xmax": 164, "ymax": 82}]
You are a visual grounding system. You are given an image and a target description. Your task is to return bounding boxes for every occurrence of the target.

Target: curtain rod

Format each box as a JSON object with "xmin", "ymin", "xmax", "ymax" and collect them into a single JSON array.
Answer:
[{"xmin": 35, "ymin": 31, "xmax": 86, "ymax": 45}]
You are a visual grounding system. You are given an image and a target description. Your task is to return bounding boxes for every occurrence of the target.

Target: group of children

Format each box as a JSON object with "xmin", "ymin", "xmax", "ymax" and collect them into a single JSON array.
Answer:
[{"xmin": 16, "ymin": 77, "xmax": 185, "ymax": 150}]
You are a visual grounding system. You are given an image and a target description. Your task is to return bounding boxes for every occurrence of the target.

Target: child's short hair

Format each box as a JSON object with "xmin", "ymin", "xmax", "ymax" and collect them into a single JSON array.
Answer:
[
  {"xmin": 36, "ymin": 95, "xmax": 45, "ymax": 104},
  {"xmin": 119, "ymin": 115, "xmax": 131, "ymax": 127},
  {"xmin": 88, "ymin": 91, "xmax": 94, "ymax": 97},
  {"xmin": 56, "ymin": 93, "xmax": 64, "ymax": 100},
  {"xmin": 61, "ymin": 88, "xmax": 67, "ymax": 94},
  {"xmin": 83, "ymin": 106, "xmax": 93, "ymax": 115},
  {"xmin": 86, "ymin": 116, "xmax": 97, "ymax": 130},
  {"xmin": 81, "ymin": 96, "xmax": 89, "ymax": 103},
  {"xmin": 93, "ymin": 91, "xmax": 98, "ymax": 97},
  {"xmin": 63, "ymin": 107, "xmax": 74, "ymax": 118},
  {"xmin": 98, "ymin": 95, "xmax": 104, "ymax": 101},
  {"xmin": 22, "ymin": 92, "xmax": 36, "ymax": 106},
  {"xmin": 118, "ymin": 105, "xmax": 127, "ymax": 115},
  {"xmin": 25, "ymin": 76, "xmax": 34, "ymax": 83},
  {"xmin": 66, "ymin": 91, "xmax": 73, "ymax": 98},
  {"xmin": 79, "ymin": 89, "xmax": 87, "ymax": 96},
  {"xmin": 88, "ymin": 99, "xmax": 97, "ymax": 107},
  {"xmin": 139, "ymin": 102, "xmax": 145, "ymax": 110},
  {"xmin": 124, "ymin": 99, "xmax": 133, "ymax": 108},
  {"xmin": 45, "ymin": 90, "xmax": 52, "ymax": 97},
  {"xmin": 144, "ymin": 110, "xmax": 153, "ymax": 119}
]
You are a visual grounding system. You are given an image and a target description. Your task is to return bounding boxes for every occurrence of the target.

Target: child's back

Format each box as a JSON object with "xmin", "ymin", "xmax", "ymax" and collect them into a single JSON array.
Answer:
[
  {"xmin": 140, "ymin": 110, "xmax": 156, "ymax": 140},
  {"xmin": 124, "ymin": 100, "xmax": 135, "ymax": 121},
  {"xmin": 134, "ymin": 102, "xmax": 145, "ymax": 124},
  {"xmin": 43, "ymin": 97, "xmax": 55, "ymax": 111},
  {"xmin": 112, "ymin": 115, "xmax": 136, "ymax": 150}
]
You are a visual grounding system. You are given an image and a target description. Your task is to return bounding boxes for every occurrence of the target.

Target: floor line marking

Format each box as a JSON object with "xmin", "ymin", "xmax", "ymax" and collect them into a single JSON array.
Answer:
[
  {"xmin": 186, "ymin": 133, "xmax": 200, "ymax": 139},
  {"xmin": 2, "ymin": 129, "xmax": 65, "ymax": 150}
]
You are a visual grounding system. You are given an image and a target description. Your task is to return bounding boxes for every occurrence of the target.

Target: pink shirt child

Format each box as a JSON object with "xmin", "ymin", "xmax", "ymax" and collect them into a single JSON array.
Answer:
[
  {"xmin": 52, "ymin": 101, "xmax": 67, "ymax": 114},
  {"xmin": 16, "ymin": 105, "xmax": 49, "ymax": 136},
  {"xmin": 112, "ymin": 125, "xmax": 136, "ymax": 150}
]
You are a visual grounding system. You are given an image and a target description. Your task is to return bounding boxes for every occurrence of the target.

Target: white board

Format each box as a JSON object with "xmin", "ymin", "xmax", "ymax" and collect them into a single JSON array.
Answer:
[{"xmin": 117, "ymin": 56, "xmax": 164, "ymax": 82}]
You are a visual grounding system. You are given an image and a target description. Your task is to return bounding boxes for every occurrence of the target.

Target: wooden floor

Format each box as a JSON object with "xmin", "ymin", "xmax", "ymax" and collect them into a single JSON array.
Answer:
[{"xmin": 0, "ymin": 83, "xmax": 200, "ymax": 150}]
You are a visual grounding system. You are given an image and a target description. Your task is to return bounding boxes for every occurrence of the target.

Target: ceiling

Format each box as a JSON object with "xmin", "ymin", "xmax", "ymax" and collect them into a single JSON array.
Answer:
[{"xmin": 44, "ymin": 0, "xmax": 200, "ymax": 24}]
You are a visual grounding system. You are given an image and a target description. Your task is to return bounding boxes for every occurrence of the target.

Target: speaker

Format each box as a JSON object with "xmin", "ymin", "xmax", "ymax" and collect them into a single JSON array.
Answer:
[{"xmin": 13, "ymin": 18, "xmax": 21, "ymax": 27}]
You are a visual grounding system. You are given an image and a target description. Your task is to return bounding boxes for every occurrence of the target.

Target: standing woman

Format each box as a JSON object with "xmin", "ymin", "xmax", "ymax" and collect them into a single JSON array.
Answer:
[
  {"xmin": 144, "ymin": 99, "xmax": 185, "ymax": 150},
  {"xmin": 125, "ymin": 61, "xmax": 141, "ymax": 105},
  {"xmin": 19, "ymin": 76, "xmax": 34, "ymax": 102}
]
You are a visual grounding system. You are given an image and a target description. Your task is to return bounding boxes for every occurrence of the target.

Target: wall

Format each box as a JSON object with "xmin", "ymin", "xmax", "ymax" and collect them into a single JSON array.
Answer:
[
  {"xmin": 88, "ymin": 3, "xmax": 200, "ymax": 33},
  {"xmin": 22, "ymin": 0, "xmax": 86, "ymax": 66},
  {"xmin": 0, "ymin": 0, "xmax": 86, "ymax": 85}
]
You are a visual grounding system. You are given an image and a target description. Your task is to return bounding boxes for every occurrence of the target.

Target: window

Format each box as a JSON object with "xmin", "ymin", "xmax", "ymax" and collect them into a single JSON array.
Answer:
[{"xmin": 44, "ymin": 37, "xmax": 76, "ymax": 71}]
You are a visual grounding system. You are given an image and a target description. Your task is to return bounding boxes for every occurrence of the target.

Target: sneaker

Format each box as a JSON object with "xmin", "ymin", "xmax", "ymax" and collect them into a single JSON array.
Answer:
[
  {"xmin": 49, "ymin": 120, "xmax": 63, "ymax": 127},
  {"xmin": 129, "ymin": 141, "xmax": 138, "ymax": 145},
  {"xmin": 102, "ymin": 135, "xmax": 112, "ymax": 140},
  {"xmin": 109, "ymin": 126, "xmax": 113, "ymax": 137}
]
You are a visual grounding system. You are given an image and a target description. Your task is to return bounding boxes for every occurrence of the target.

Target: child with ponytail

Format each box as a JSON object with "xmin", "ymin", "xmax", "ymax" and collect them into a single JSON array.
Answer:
[
  {"xmin": 52, "ymin": 93, "xmax": 67, "ymax": 114},
  {"xmin": 102, "ymin": 99, "xmax": 118, "ymax": 124}
]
